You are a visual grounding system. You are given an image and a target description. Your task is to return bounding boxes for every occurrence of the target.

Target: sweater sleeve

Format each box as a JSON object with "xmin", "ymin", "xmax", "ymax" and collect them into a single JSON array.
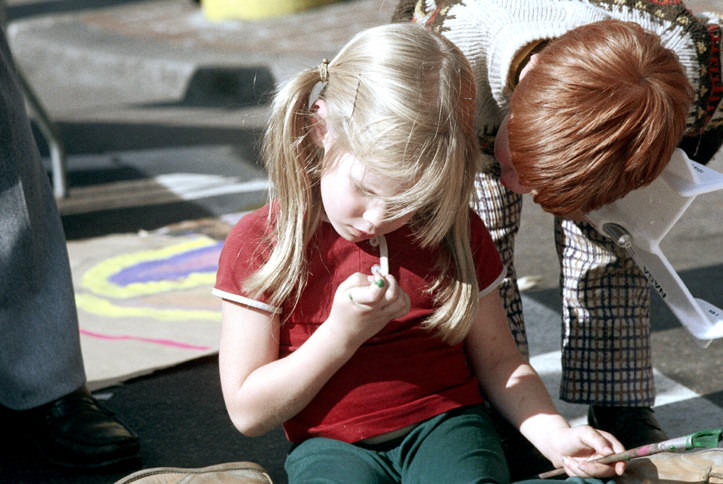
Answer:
[{"xmin": 677, "ymin": 10, "xmax": 722, "ymax": 164}]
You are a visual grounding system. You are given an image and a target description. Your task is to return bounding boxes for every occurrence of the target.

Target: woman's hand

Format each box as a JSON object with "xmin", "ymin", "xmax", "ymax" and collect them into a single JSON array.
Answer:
[
  {"xmin": 326, "ymin": 271, "xmax": 410, "ymax": 349},
  {"xmin": 547, "ymin": 425, "xmax": 627, "ymax": 477}
]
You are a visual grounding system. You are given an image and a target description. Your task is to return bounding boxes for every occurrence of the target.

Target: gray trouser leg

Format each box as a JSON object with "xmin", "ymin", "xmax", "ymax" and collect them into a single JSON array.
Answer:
[{"xmin": 0, "ymin": 27, "xmax": 85, "ymax": 410}]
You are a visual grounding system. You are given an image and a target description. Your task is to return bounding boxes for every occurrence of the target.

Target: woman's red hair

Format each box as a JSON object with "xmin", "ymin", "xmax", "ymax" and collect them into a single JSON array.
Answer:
[{"xmin": 508, "ymin": 20, "xmax": 693, "ymax": 217}]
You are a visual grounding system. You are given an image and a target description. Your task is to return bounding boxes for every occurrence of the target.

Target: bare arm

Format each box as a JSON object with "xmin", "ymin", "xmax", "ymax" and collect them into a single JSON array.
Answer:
[
  {"xmin": 218, "ymin": 272, "xmax": 410, "ymax": 437},
  {"xmin": 465, "ymin": 290, "xmax": 626, "ymax": 477}
]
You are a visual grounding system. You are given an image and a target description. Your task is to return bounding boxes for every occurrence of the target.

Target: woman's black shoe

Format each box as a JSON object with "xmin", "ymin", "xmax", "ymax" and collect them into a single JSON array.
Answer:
[
  {"xmin": 25, "ymin": 386, "xmax": 141, "ymax": 469},
  {"xmin": 588, "ymin": 405, "xmax": 668, "ymax": 449}
]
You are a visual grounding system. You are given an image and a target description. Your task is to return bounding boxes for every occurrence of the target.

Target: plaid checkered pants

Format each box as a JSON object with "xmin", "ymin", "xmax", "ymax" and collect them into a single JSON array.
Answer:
[{"xmin": 474, "ymin": 170, "xmax": 655, "ymax": 407}]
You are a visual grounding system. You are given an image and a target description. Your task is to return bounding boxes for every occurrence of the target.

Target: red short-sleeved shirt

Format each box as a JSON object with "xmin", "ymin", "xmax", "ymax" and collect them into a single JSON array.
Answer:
[{"xmin": 214, "ymin": 204, "xmax": 504, "ymax": 443}]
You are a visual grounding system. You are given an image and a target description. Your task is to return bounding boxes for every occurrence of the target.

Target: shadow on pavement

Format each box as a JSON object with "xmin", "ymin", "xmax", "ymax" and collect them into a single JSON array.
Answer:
[
  {"xmin": 145, "ymin": 66, "xmax": 276, "ymax": 109},
  {"xmin": 34, "ymin": 121, "xmax": 263, "ymax": 159}
]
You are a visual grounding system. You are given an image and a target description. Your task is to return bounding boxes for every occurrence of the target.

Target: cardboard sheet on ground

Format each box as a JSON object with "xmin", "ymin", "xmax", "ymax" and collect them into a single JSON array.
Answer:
[{"xmin": 67, "ymin": 231, "xmax": 225, "ymax": 390}]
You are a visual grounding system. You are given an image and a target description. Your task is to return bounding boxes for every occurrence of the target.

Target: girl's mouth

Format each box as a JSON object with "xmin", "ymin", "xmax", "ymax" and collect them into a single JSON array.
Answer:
[{"xmin": 350, "ymin": 226, "xmax": 374, "ymax": 240}]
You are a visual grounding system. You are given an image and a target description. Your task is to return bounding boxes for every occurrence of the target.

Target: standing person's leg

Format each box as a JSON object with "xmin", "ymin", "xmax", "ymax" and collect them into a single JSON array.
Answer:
[
  {"xmin": 0, "ymin": 26, "xmax": 84, "ymax": 410},
  {"xmin": 555, "ymin": 218, "xmax": 666, "ymax": 448},
  {"xmin": 474, "ymin": 169, "xmax": 527, "ymax": 357},
  {"xmin": 0, "ymin": 26, "xmax": 139, "ymax": 468},
  {"xmin": 0, "ymin": 171, "xmax": 86, "ymax": 405}
]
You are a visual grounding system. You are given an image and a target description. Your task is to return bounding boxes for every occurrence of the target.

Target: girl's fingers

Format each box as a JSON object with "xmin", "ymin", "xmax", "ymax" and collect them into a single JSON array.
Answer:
[
  {"xmin": 341, "ymin": 272, "xmax": 373, "ymax": 292},
  {"xmin": 572, "ymin": 458, "xmax": 623, "ymax": 478},
  {"xmin": 347, "ymin": 273, "xmax": 409, "ymax": 317},
  {"xmin": 346, "ymin": 273, "xmax": 387, "ymax": 306},
  {"xmin": 592, "ymin": 429, "xmax": 625, "ymax": 454},
  {"xmin": 382, "ymin": 276, "xmax": 410, "ymax": 318},
  {"xmin": 381, "ymin": 276, "xmax": 410, "ymax": 317}
]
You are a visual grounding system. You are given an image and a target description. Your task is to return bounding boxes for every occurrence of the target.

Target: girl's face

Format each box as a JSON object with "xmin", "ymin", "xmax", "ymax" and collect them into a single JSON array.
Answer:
[
  {"xmin": 494, "ymin": 114, "xmax": 532, "ymax": 194},
  {"xmin": 320, "ymin": 153, "xmax": 413, "ymax": 242}
]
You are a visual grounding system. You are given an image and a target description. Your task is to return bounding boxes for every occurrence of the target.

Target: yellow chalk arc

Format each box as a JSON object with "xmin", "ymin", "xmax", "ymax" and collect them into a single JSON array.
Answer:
[
  {"xmin": 81, "ymin": 236, "xmax": 218, "ymax": 299},
  {"xmin": 76, "ymin": 293, "xmax": 221, "ymax": 322}
]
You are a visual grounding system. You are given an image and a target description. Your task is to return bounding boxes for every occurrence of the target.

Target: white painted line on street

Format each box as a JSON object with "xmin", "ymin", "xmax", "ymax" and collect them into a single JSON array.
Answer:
[
  {"xmin": 156, "ymin": 173, "xmax": 270, "ymax": 200},
  {"xmin": 58, "ymin": 173, "xmax": 271, "ymax": 215}
]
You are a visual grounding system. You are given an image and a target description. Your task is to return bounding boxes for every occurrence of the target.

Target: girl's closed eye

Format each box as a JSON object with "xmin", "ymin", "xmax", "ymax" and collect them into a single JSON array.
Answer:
[{"xmin": 319, "ymin": 143, "xmax": 414, "ymax": 241}]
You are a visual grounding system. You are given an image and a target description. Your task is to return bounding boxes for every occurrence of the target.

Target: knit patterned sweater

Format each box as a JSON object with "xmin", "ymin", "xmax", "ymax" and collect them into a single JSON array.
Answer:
[{"xmin": 393, "ymin": 0, "xmax": 723, "ymax": 163}]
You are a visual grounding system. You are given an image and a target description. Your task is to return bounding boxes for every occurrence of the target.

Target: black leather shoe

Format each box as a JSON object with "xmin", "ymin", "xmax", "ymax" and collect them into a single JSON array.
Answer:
[
  {"xmin": 25, "ymin": 386, "xmax": 140, "ymax": 469},
  {"xmin": 588, "ymin": 405, "xmax": 668, "ymax": 449}
]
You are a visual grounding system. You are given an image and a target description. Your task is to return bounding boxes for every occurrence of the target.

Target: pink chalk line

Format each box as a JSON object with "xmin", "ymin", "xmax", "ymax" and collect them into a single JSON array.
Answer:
[{"xmin": 80, "ymin": 329, "xmax": 212, "ymax": 351}]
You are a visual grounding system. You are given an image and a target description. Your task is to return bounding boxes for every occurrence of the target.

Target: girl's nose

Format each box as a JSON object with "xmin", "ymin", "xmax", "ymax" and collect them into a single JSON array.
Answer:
[{"xmin": 362, "ymin": 200, "xmax": 386, "ymax": 230}]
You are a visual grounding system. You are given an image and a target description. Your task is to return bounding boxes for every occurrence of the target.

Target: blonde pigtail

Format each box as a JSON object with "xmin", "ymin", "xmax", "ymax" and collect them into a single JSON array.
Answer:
[{"xmin": 243, "ymin": 67, "xmax": 325, "ymax": 308}]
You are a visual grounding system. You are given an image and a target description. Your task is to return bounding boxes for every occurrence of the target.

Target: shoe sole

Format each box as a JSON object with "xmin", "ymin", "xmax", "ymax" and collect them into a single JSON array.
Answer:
[{"xmin": 114, "ymin": 461, "xmax": 273, "ymax": 484}]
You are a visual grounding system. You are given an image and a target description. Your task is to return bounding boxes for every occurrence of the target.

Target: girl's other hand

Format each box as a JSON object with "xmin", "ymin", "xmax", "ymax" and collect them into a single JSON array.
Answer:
[
  {"xmin": 551, "ymin": 426, "xmax": 626, "ymax": 478},
  {"xmin": 326, "ymin": 272, "xmax": 410, "ymax": 349}
]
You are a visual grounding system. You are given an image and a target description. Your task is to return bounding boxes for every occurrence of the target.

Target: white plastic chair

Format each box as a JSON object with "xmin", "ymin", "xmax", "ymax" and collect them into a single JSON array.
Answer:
[{"xmin": 586, "ymin": 148, "xmax": 723, "ymax": 347}]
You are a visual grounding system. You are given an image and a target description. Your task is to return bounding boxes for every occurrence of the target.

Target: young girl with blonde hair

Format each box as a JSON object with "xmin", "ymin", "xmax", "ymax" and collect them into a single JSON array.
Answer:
[{"xmin": 214, "ymin": 23, "xmax": 625, "ymax": 482}]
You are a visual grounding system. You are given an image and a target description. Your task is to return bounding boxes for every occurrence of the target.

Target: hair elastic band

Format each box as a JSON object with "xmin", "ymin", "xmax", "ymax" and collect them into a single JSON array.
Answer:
[{"xmin": 319, "ymin": 58, "xmax": 330, "ymax": 83}]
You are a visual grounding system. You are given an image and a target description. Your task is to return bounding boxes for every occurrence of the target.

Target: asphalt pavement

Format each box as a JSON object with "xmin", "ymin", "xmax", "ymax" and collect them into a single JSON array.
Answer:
[{"xmin": 1, "ymin": 0, "xmax": 722, "ymax": 482}]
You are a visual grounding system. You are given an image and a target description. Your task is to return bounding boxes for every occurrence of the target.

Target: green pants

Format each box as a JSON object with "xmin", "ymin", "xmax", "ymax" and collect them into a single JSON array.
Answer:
[{"xmin": 286, "ymin": 404, "xmax": 615, "ymax": 484}]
